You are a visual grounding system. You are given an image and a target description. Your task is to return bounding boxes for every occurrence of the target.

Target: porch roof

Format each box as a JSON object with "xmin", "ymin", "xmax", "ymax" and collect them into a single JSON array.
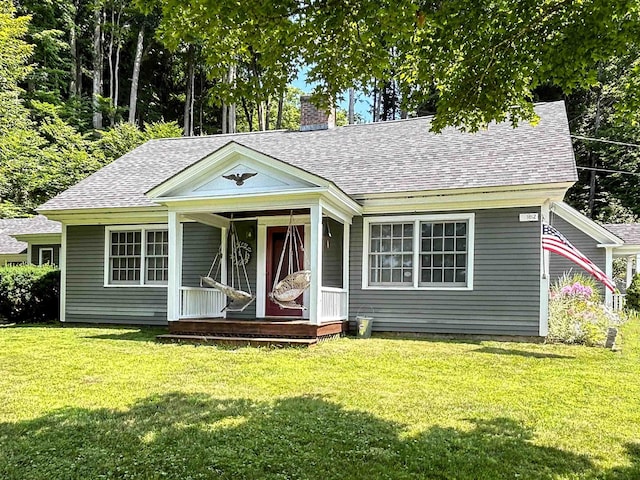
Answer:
[{"xmin": 39, "ymin": 101, "xmax": 576, "ymax": 212}]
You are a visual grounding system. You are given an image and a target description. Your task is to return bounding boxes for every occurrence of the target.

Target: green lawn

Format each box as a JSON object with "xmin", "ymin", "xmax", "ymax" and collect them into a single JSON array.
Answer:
[{"xmin": 1, "ymin": 323, "xmax": 639, "ymax": 479}]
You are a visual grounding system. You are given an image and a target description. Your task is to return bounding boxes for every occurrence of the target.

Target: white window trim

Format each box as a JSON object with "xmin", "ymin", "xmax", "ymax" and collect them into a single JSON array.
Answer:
[
  {"xmin": 38, "ymin": 247, "xmax": 54, "ymax": 266},
  {"xmin": 362, "ymin": 213, "xmax": 475, "ymax": 291},
  {"xmin": 104, "ymin": 224, "xmax": 169, "ymax": 288}
]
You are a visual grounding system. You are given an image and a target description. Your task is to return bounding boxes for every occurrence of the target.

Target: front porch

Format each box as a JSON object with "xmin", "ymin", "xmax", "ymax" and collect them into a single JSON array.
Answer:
[
  {"xmin": 145, "ymin": 140, "xmax": 361, "ymax": 343},
  {"xmin": 160, "ymin": 206, "xmax": 352, "ymax": 345}
]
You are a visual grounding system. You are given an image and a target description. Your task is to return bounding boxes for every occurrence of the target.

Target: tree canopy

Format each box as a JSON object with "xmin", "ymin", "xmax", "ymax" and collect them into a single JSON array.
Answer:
[{"xmin": 144, "ymin": 0, "xmax": 640, "ymax": 131}]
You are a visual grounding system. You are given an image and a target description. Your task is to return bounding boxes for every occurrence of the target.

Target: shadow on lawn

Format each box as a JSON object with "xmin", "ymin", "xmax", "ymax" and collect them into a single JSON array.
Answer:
[
  {"xmin": 2, "ymin": 392, "xmax": 631, "ymax": 480},
  {"xmin": 473, "ymin": 346, "xmax": 575, "ymax": 359},
  {"xmin": 83, "ymin": 328, "xmax": 166, "ymax": 342}
]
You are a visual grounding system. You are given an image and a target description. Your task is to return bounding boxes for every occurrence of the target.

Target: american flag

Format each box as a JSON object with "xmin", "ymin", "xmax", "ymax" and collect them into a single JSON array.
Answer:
[{"xmin": 542, "ymin": 223, "xmax": 616, "ymax": 293}]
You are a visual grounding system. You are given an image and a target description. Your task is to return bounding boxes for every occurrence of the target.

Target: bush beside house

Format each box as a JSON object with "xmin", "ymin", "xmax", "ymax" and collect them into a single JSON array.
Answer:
[
  {"xmin": 0, "ymin": 265, "xmax": 59, "ymax": 323},
  {"xmin": 548, "ymin": 273, "xmax": 619, "ymax": 346},
  {"xmin": 625, "ymin": 273, "xmax": 640, "ymax": 311}
]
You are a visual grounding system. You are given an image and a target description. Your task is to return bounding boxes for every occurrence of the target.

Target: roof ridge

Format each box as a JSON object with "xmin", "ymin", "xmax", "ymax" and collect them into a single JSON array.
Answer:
[{"xmin": 149, "ymin": 129, "xmax": 289, "ymax": 142}]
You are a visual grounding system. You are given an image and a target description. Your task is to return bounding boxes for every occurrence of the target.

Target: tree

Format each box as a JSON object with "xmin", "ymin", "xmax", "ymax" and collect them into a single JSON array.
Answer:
[{"xmin": 142, "ymin": 0, "xmax": 640, "ymax": 132}]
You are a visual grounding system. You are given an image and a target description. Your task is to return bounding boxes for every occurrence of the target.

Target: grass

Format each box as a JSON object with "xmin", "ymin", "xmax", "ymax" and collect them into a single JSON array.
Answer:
[{"xmin": 0, "ymin": 323, "xmax": 639, "ymax": 479}]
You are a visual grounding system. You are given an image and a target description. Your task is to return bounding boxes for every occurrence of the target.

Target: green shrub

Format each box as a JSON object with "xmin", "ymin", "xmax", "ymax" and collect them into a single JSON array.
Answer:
[
  {"xmin": 0, "ymin": 265, "xmax": 59, "ymax": 323},
  {"xmin": 548, "ymin": 272, "xmax": 618, "ymax": 346},
  {"xmin": 625, "ymin": 273, "xmax": 640, "ymax": 311}
]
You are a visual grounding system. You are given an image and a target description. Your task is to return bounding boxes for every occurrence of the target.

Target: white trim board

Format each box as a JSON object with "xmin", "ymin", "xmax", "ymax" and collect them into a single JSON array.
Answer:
[
  {"xmin": 146, "ymin": 142, "xmax": 329, "ymax": 197},
  {"xmin": 550, "ymin": 201, "xmax": 623, "ymax": 245},
  {"xmin": 60, "ymin": 224, "xmax": 67, "ymax": 322}
]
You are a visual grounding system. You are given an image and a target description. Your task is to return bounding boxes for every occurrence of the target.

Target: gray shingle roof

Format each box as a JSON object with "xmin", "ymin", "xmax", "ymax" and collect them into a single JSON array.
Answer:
[
  {"xmin": 603, "ymin": 224, "xmax": 640, "ymax": 245},
  {"xmin": 39, "ymin": 101, "xmax": 577, "ymax": 212},
  {"xmin": 0, "ymin": 216, "xmax": 61, "ymax": 255},
  {"xmin": 0, "ymin": 232, "xmax": 26, "ymax": 255}
]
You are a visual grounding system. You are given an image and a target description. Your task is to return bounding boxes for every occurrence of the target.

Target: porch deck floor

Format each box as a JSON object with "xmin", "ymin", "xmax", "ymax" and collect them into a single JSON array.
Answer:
[{"xmin": 160, "ymin": 318, "xmax": 347, "ymax": 347}]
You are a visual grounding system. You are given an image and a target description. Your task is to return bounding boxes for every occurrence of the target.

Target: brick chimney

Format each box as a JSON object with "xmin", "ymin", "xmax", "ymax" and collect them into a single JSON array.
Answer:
[{"xmin": 300, "ymin": 95, "xmax": 335, "ymax": 131}]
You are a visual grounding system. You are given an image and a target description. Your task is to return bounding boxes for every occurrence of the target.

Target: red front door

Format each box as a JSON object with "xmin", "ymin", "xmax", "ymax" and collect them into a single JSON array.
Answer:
[{"xmin": 265, "ymin": 226, "xmax": 305, "ymax": 317}]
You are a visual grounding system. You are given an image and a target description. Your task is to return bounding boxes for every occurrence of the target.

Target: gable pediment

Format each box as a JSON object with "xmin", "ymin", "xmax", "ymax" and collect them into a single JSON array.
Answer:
[{"xmin": 147, "ymin": 142, "xmax": 324, "ymax": 200}]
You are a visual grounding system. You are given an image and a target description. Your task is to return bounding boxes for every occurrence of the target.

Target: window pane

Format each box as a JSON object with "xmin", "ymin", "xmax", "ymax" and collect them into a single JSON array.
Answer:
[
  {"xmin": 433, "ymin": 238, "xmax": 443, "ymax": 251},
  {"xmin": 455, "ymin": 269, "xmax": 466, "ymax": 283},
  {"xmin": 445, "ymin": 223, "xmax": 455, "ymax": 236},
  {"xmin": 421, "ymin": 223, "xmax": 431, "ymax": 237},
  {"xmin": 444, "ymin": 238, "xmax": 454, "ymax": 251},
  {"xmin": 433, "ymin": 269, "xmax": 442, "ymax": 282},
  {"xmin": 421, "ymin": 270, "xmax": 432, "ymax": 283},
  {"xmin": 444, "ymin": 254, "xmax": 454, "ymax": 267},
  {"xmin": 444, "ymin": 269, "xmax": 454, "ymax": 282},
  {"xmin": 433, "ymin": 223, "xmax": 443, "ymax": 236},
  {"xmin": 456, "ymin": 238, "xmax": 466, "ymax": 251},
  {"xmin": 145, "ymin": 229, "xmax": 169, "ymax": 284},
  {"xmin": 109, "ymin": 230, "xmax": 142, "ymax": 284},
  {"xmin": 456, "ymin": 222, "xmax": 466, "ymax": 235},
  {"xmin": 369, "ymin": 222, "xmax": 414, "ymax": 285}
]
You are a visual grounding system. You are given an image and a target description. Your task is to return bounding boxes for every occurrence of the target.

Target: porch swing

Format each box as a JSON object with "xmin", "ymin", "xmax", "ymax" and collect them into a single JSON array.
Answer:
[
  {"xmin": 200, "ymin": 222, "xmax": 256, "ymax": 312},
  {"xmin": 269, "ymin": 214, "xmax": 311, "ymax": 310}
]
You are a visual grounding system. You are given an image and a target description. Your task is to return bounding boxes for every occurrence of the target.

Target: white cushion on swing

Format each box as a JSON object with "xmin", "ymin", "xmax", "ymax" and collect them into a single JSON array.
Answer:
[
  {"xmin": 201, "ymin": 276, "xmax": 253, "ymax": 302},
  {"xmin": 271, "ymin": 270, "xmax": 311, "ymax": 302}
]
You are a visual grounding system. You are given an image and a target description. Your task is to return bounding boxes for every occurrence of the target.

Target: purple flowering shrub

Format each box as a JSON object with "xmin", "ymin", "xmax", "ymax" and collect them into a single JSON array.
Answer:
[
  {"xmin": 548, "ymin": 272, "xmax": 617, "ymax": 346},
  {"xmin": 559, "ymin": 282, "xmax": 593, "ymax": 298}
]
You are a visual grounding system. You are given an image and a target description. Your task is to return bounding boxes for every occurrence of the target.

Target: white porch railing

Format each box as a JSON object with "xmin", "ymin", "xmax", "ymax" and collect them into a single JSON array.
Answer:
[
  {"xmin": 320, "ymin": 287, "xmax": 348, "ymax": 322},
  {"xmin": 179, "ymin": 287, "xmax": 226, "ymax": 318},
  {"xmin": 612, "ymin": 293, "xmax": 626, "ymax": 312}
]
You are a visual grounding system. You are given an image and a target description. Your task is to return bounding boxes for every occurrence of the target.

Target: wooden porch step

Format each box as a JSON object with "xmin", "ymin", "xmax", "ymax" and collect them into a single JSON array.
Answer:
[
  {"xmin": 156, "ymin": 333, "xmax": 318, "ymax": 347},
  {"xmin": 169, "ymin": 318, "xmax": 346, "ymax": 338}
]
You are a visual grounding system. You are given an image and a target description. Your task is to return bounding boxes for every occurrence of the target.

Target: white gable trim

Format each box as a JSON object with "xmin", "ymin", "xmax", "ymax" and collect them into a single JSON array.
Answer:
[
  {"xmin": 550, "ymin": 201, "xmax": 623, "ymax": 246},
  {"xmin": 146, "ymin": 142, "xmax": 331, "ymax": 199}
]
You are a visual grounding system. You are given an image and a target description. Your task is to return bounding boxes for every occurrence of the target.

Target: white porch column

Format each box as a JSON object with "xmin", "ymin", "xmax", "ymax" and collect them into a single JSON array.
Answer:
[
  {"xmin": 309, "ymin": 203, "xmax": 323, "ymax": 325},
  {"xmin": 605, "ymin": 247, "xmax": 613, "ymax": 307},
  {"xmin": 636, "ymin": 254, "xmax": 640, "ymax": 275},
  {"xmin": 343, "ymin": 221, "xmax": 350, "ymax": 319},
  {"xmin": 539, "ymin": 201, "xmax": 550, "ymax": 336},
  {"xmin": 627, "ymin": 256, "xmax": 634, "ymax": 288},
  {"xmin": 167, "ymin": 211, "xmax": 183, "ymax": 321}
]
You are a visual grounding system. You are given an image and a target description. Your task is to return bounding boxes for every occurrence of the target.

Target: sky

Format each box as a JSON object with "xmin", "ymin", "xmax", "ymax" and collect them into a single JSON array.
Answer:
[{"xmin": 290, "ymin": 67, "xmax": 372, "ymax": 122}]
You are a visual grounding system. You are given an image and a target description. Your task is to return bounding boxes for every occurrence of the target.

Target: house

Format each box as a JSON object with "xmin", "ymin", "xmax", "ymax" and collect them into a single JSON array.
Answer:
[
  {"xmin": 39, "ymin": 99, "xmax": 587, "ymax": 341},
  {"xmin": 547, "ymin": 201, "xmax": 623, "ymax": 301},
  {"xmin": 601, "ymin": 223, "xmax": 640, "ymax": 290},
  {"xmin": 0, "ymin": 216, "xmax": 61, "ymax": 266}
]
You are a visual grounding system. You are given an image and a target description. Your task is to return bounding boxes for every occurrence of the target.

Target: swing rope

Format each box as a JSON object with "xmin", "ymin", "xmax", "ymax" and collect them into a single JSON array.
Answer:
[
  {"xmin": 201, "ymin": 220, "xmax": 255, "ymax": 312},
  {"xmin": 269, "ymin": 212, "xmax": 311, "ymax": 310}
]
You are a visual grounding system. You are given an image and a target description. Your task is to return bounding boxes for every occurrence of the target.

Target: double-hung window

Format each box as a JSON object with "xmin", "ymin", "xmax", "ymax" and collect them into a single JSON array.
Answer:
[
  {"xmin": 364, "ymin": 214, "xmax": 474, "ymax": 290},
  {"xmin": 106, "ymin": 226, "xmax": 168, "ymax": 286}
]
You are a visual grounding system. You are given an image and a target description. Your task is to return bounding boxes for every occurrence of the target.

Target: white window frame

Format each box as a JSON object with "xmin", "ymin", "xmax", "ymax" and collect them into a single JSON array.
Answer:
[
  {"xmin": 38, "ymin": 247, "xmax": 55, "ymax": 266},
  {"xmin": 104, "ymin": 224, "xmax": 169, "ymax": 287},
  {"xmin": 362, "ymin": 213, "xmax": 475, "ymax": 291}
]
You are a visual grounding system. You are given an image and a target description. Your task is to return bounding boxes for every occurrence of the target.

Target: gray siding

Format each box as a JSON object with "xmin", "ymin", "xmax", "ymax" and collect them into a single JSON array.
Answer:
[
  {"xmin": 226, "ymin": 220, "xmax": 257, "ymax": 319},
  {"xmin": 548, "ymin": 214, "xmax": 606, "ymax": 296},
  {"xmin": 182, "ymin": 223, "xmax": 221, "ymax": 287},
  {"xmin": 66, "ymin": 225, "xmax": 168, "ymax": 325},
  {"xmin": 31, "ymin": 244, "xmax": 60, "ymax": 266},
  {"xmin": 349, "ymin": 207, "xmax": 542, "ymax": 336},
  {"xmin": 322, "ymin": 217, "xmax": 344, "ymax": 288}
]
